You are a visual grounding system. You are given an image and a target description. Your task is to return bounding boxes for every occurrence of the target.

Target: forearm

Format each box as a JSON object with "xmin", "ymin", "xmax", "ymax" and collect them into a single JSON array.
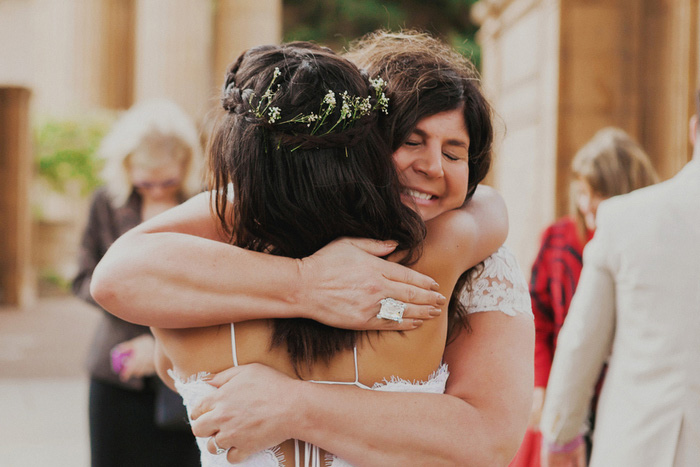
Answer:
[
  {"xmin": 92, "ymin": 230, "xmax": 306, "ymax": 328},
  {"xmin": 293, "ymin": 384, "xmax": 513, "ymax": 466},
  {"xmin": 91, "ymin": 192, "xmax": 441, "ymax": 330},
  {"xmin": 291, "ymin": 313, "xmax": 533, "ymax": 466}
]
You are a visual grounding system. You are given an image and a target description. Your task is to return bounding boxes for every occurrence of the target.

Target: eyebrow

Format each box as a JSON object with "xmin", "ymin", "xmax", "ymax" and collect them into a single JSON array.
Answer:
[{"xmin": 412, "ymin": 128, "xmax": 469, "ymax": 150}]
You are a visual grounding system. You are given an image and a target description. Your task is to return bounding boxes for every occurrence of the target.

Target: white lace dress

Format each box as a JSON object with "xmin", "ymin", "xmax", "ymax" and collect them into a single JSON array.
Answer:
[{"xmin": 172, "ymin": 245, "xmax": 531, "ymax": 467}]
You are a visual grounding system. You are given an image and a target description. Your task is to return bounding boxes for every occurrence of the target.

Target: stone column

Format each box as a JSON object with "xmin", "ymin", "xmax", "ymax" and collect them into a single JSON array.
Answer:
[
  {"xmin": 0, "ymin": 87, "xmax": 34, "ymax": 307},
  {"xmin": 133, "ymin": 0, "xmax": 214, "ymax": 120},
  {"xmin": 474, "ymin": 0, "xmax": 562, "ymax": 270},
  {"xmin": 213, "ymin": 0, "xmax": 282, "ymax": 88},
  {"xmin": 99, "ymin": 0, "xmax": 136, "ymax": 110},
  {"xmin": 637, "ymin": 0, "xmax": 699, "ymax": 178},
  {"xmin": 474, "ymin": 0, "xmax": 698, "ymax": 271}
]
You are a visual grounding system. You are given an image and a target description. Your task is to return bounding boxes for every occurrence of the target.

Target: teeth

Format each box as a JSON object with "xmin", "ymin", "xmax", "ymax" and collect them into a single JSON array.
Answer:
[{"xmin": 405, "ymin": 188, "xmax": 433, "ymax": 200}]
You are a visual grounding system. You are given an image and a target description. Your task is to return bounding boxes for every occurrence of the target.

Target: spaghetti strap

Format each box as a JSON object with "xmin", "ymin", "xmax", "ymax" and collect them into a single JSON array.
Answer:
[
  {"xmin": 352, "ymin": 346, "xmax": 360, "ymax": 385},
  {"xmin": 230, "ymin": 323, "xmax": 239, "ymax": 367},
  {"xmin": 307, "ymin": 345, "xmax": 371, "ymax": 389}
]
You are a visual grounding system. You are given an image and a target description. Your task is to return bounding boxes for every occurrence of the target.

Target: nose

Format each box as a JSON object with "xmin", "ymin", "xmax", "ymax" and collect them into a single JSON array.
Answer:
[{"xmin": 413, "ymin": 143, "xmax": 444, "ymax": 178}]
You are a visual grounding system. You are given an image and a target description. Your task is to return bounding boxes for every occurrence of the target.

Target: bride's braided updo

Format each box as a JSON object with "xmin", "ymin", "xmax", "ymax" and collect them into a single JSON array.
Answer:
[
  {"xmin": 219, "ymin": 43, "xmax": 385, "ymax": 150},
  {"xmin": 208, "ymin": 42, "xmax": 425, "ymax": 372}
]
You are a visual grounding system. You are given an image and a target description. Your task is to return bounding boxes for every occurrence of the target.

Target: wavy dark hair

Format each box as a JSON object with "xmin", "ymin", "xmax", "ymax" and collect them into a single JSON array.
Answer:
[
  {"xmin": 347, "ymin": 30, "xmax": 496, "ymax": 340},
  {"xmin": 208, "ymin": 42, "xmax": 426, "ymax": 372}
]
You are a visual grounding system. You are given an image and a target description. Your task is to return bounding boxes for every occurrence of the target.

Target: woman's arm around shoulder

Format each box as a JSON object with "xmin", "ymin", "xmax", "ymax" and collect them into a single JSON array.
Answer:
[
  {"xmin": 426, "ymin": 184, "xmax": 509, "ymax": 273},
  {"xmin": 190, "ymin": 308, "xmax": 533, "ymax": 466},
  {"xmin": 91, "ymin": 191, "xmax": 444, "ymax": 330}
]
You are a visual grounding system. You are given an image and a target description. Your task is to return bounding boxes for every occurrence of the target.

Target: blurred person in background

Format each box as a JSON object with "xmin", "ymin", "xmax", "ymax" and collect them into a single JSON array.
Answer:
[
  {"xmin": 72, "ymin": 99, "xmax": 204, "ymax": 467},
  {"xmin": 510, "ymin": 127, "xmax": 659, "ymax": 467},
  {"xmin": 539, "ymin": 100, "xmax": 700, "ymax": 466}
]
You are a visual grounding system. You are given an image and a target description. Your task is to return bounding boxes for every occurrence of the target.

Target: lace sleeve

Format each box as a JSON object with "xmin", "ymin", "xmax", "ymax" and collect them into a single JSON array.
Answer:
[{"xmin": 460, "ymin": 246, "xmax": 533, "ymax": 317}]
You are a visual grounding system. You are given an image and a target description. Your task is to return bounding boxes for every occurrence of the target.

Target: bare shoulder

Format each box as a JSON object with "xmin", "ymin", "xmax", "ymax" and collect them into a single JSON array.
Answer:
[
  {"xmin": 132, "ymin": 191, "xmax": 229, "ymax": 242},
  {"xmin": 152, "ymin": 324, "xmax": 235, "ymax": 377}
]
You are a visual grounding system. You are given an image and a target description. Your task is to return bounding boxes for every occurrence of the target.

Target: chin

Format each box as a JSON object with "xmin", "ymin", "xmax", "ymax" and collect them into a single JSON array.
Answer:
[{"xmin": 419, "ymin": 209, "xmax": 439, "ymax": 222}]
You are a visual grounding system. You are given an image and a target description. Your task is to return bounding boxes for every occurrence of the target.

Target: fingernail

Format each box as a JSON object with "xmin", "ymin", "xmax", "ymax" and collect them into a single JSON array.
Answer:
[
  {"xmin": 436, "ymin": 294, "xmax": 447, "ymax": 305},
  {"xmin": 431, "ymin": 281, "xmax": 440, "ymax": 291},
  {"xmin": 412, "ymin": 319, "xmax": 424, "ymax": 327},
  {"xmin": 429, "ymin": 307, "xmax": 442, "ymax": 316}
]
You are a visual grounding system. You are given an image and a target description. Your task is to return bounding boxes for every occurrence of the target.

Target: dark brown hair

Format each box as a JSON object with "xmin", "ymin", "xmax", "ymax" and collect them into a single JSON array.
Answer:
[
  {"xmin": 346, "ymin": 30, "xmax": 494, "ymax": 201},
  {"xmin": 347, "ymin": 30, "xmax": 495, "ymax": 339},
  {"xmin": 209, "ymin": 42, "xmax": 425, "ymax": 371}
]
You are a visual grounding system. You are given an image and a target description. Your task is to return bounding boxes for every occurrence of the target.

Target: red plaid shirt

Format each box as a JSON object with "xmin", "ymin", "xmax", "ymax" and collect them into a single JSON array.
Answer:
[{"xmin": 530, "ymin": 217, "xmax": 592, "ymax": 387}]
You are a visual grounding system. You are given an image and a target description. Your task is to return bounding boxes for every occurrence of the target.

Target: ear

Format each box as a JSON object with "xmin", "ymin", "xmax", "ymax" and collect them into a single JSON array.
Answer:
[{"xmin": 690, "ymin": 115, "xmax": 698, "ymax": 147}]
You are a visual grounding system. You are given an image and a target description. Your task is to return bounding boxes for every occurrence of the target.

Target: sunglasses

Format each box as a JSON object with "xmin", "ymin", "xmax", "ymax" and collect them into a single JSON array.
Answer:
[{"xmin": 133, "ymin": 177, "xmax": 181, "ymax": 190}]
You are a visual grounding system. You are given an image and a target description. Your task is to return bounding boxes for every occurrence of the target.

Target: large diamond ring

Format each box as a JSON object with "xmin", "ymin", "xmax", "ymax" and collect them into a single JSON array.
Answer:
[
  {"xmin": 377, "ymin": 298, "xmax": 406, "ymax": 323},
  {"xmin": 211, "ymin": 436, "xmax": 227, "ymax": 456}
]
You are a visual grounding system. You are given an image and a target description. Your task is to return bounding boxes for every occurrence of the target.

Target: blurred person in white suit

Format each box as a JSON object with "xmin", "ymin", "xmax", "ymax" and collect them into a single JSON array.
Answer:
[{"xmin": 539, "ymin": 96, "xmax": 700, "ymax": 467}]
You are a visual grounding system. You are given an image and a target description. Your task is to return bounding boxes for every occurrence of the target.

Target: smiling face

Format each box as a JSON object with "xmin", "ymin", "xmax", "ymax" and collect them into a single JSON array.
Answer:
[{"xmin": 392, "ymin": 107, "xmax": 470, "ymax": 221}]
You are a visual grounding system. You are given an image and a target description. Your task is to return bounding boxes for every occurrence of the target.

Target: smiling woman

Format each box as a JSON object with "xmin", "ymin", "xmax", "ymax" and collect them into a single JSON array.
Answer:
[{"xmin": 394, "ymin": 106, "xmax": 471, "ymax": 221}]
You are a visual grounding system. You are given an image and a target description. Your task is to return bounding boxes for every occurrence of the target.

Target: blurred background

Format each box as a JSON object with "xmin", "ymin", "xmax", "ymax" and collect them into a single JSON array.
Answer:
[
  {"xmin": 1, "ymin": 0, "xmax": 698, "ymax": 306},
  {"xmin": 0, "ymin": 0, "xmax": 698, "ymax": 465}
]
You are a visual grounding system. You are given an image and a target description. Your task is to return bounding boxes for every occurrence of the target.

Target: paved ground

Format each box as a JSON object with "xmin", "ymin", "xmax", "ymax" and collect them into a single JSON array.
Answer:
[{"xmin": 0, "ymin": 294, "xmax": 99, "ymax": 466}]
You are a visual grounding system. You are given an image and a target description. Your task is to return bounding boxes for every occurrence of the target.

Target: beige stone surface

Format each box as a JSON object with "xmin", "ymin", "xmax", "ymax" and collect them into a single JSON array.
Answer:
[
  {"xmin": 0, "ymin": 296, "xmax": 98, "ymax": 466},
  {"xmin": 476, "ymin": 0, "xmax": 698, "ymax": 272}
]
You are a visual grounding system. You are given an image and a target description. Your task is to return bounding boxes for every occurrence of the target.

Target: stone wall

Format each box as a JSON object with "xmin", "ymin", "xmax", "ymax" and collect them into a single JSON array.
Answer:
[
  {"xmin": 474, "ymin": 0, "xmax": 699, "ymax": 274},
  {"xmin": 0, "ymin": 0, "xmax": 282, "ymax": 305}
]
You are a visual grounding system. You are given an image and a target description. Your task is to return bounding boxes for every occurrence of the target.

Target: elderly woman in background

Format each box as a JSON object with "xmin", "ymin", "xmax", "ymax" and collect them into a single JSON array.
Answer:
[{"xmin": 71, "ymin": 99, "xmax": 204, "ymax": 467}]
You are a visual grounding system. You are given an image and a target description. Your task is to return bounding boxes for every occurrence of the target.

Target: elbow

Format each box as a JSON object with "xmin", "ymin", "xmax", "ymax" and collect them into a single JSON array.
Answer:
[
  {"xmin": 90, "ymin": 260, "xmax": 117, "ymax": 311},
  {"xmin": 451, "ymin": 434, "xmax": 522, "ymax": 467},
  {"xmin": 90, "ymin": 254, "xmax": 132, "ymax": 321}
]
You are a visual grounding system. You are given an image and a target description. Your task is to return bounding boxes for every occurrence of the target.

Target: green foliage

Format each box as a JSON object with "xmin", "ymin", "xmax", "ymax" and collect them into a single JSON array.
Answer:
[
  {"xmin": 39, "ymin": 269, "xmax": 72, "ymax": 292},
  {"xmin": 34, "ymin": 114, "xmax": 114, "ymax": 197},
  {"xmin": 283, "ymin": 0, "xmax": 481, "ymax": 67}
]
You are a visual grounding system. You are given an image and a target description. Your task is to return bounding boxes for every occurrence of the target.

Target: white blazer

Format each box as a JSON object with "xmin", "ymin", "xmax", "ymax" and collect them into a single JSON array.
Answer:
[{"xmin": 540, "ymin": 158, "xmax": 700, "ymax": 466}]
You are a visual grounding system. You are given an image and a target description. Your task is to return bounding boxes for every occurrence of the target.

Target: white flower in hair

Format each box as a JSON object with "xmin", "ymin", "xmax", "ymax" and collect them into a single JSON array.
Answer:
[
  {"xmin": 243, "ymin": 69, "xmax": 390, "ymax": 144},
  {"xmin": 268, "ymin": 107, "xmax": 281, "ymax": 123}
]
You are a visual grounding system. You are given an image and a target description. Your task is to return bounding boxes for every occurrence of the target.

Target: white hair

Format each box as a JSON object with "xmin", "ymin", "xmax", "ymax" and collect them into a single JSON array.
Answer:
[{"xmin": 98, "ymin": 99, "xmax": 205, "ymax": 206}]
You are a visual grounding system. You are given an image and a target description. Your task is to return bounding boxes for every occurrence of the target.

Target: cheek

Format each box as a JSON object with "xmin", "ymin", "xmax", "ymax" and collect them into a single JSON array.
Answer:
[
  {"xmin": 452, "ymin": 166, "xmax": 470, "ymax": 201},
  {"xmin": 392, "ymin": 149, "xmax": 411, "ymax": 173}
]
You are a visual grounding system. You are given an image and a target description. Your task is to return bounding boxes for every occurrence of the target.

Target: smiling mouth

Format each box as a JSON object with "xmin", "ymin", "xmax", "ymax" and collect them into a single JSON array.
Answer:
[{"xmin": 403, "ymin": 188, "xmax": 435, "ymax": 201}]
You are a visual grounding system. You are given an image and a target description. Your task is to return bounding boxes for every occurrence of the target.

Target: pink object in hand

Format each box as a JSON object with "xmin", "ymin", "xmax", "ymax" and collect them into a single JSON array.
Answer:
[{"xmin": 110, "ymin": 348, "xmax": 133, "ymax": 374}]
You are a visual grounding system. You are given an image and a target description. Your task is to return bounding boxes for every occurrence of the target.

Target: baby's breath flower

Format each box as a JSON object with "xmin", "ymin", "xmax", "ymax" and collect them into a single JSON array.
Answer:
[
  {"xmin": 358, "ymin": 97, "xmax": 371, "ymax": 116},
  {"xmin": 378, "ymin": 93, "xmax": 389, "ymax": 114},
  {"xmin": 369, "ymin": 77, "xmax": 386, "ymax": 92},
  {"xmin": 268, "ymin": 107, "xmax": 281, "ymax": 123},
  {"xmin": 323, "ymin": 90, "xmax": 336, "ymax": 107},
  {"xmin": 243, "ymin": 73, "xmax": 390, "ymax": 142}
]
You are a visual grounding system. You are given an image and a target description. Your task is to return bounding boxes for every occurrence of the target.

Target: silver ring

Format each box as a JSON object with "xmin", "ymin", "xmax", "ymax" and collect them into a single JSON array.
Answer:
[
  {"xmin": 377, "ymin": 298, "xmax": 406, "ymax": 323},
  {"xmin": 211, "ymin": 436, "xmax": 227, "ymax": 456}
]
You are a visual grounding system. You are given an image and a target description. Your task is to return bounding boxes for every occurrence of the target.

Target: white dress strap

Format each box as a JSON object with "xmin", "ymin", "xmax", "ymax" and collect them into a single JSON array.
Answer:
[
  {"xmin": 307, "ymin": 346, "xmax": 371, "ymax": 389},
  {"xmin": 352, "ymin": 346, "xmax": 360, "ymax": 385},
  {"xmin": 230, "ymin": 323, "xmax": 239, "ymax": 367}
]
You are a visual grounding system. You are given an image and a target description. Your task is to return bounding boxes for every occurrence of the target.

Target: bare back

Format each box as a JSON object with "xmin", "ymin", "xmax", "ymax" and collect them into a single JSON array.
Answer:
[{"xmin": 154, "ymin": 209, "xmax": 482, "ymax": 462}]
